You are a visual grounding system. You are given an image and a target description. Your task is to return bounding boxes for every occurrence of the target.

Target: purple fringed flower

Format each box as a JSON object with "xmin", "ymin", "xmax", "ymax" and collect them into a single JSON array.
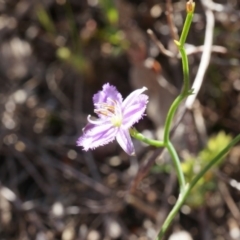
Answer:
[{"xmin": 77, "ymin": 83, "xmax": 148, "ymax": 155}]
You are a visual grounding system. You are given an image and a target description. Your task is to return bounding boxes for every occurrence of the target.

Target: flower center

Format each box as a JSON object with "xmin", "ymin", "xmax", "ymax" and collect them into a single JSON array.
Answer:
[
  {"xmin": 111, "ymin": 115, "xmax": 122, "ymax": 127},
  {"xmin": 94, "ymin": 100, "xmax": 122, "ymax": 127}
]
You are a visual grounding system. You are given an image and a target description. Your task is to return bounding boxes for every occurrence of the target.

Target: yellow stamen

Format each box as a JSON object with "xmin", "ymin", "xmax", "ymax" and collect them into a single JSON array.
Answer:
[{"xmin": 95, "ymin": 100, "xmax": 122, "ymax": 127}]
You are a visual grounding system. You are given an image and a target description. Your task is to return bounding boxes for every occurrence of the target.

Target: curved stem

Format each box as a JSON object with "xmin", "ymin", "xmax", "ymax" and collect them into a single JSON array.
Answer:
[
  {"xmin": 166, "ymin": 141, "xmax": 185, "ymax": 191},
  {"xmin": 130, "ymin": 129, "xmax": 165, "ymax": 148},
  {"xmin": 163, "ymin": 1, "xmax": 193, "ymax": 143},
  {"xmin": 162, "ymin": 0, "xmax": 194, "ymax": 196},
  {"xmin": 156, "ymin": 134, "xmax": 240, "ymax": 239},
  {"xmin": 163, "ymin": 42, "xmax": 190, "ymax": 144},
  {"xmin": 156, "ymin": 190, "xmax": 186, "ymax": 240},
  {"xmin": 163, "ymin": 95, "xmax": 184, "ymax": 143}
]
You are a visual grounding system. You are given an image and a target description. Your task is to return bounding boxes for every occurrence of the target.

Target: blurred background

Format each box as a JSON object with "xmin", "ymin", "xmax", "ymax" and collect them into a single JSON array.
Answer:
[{"xmin": 0, "ymin": 0, "xmax": 240, "ymax": 239}]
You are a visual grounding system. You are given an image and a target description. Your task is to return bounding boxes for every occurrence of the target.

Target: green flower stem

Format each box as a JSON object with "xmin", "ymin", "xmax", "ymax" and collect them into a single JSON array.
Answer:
[
  {"xmin": 162, "ymin": 2, "xmax": 195, "ymax": 194},
  {"xmin": 163, "ymin": 95, "xmax": 185, "ymax": 143},
  {"xmin": 179, "ymin": 7, "xmax": 194, "ymax": 47},
  {"xmin": 177, "ymin": 3, "xmax": 194, "ymax": 94},
  {"xmin": 178, "ymin": 46, "xmax": 190, "ymax": 95},
  {"xmin": 156, "ymin": 189, "xmax": 186, "ymax": 240},
  {"xmin": 163, "ymin": 6, "xmax": 194, "ymax": 142},
  {"xmin": 166, "ymin": 141, "xmax": 185, "ymax": 191},
  {"xmin": 156, "ymin": 134, "xmax": 240, "ymax": 240},
  {"xmin": 163, "ymin": 95, "xmax": 186, "ymax": 191},
  {"xmin": 130, "ymin": 129, "xmax": 165, "ymax": 148}
]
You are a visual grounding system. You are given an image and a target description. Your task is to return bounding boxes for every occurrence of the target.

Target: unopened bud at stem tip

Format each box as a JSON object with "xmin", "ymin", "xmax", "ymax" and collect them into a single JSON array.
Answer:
[{"xmin": 186, "ymin": 1, "xmax": 195, "ymax": 13}]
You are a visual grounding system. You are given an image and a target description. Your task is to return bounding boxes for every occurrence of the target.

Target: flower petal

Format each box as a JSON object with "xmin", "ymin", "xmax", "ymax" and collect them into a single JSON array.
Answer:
[
  {"xmin": 82, "ymin": 121, "xmax": 110, "ymax": 135},
  {"xmin": 122, "ymin": 94, "xmax": 148, "ymax": 128},
  {"xmin": 116, "ymin": 128, "xmax": 135, "ymax": 155},
  {"xmin": 93, "ymin": 83, "xmax": 122, "ymax": 107},
  {"xmin": 77, "ymin": 122, "xmax": 118, "ymax": 151},
  {"xmin": 87, "ymin": 115, "xmax": 106, "ymax": 125},
  {"xmin": 122, "ymin": 86, "xmax": 147, "ymax": 109}
]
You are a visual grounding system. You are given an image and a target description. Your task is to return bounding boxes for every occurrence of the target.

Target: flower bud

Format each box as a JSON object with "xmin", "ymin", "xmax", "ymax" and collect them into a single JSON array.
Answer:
[{"xmin": 186, "ymin": 0, "xmax": 195, "ymax": 13}]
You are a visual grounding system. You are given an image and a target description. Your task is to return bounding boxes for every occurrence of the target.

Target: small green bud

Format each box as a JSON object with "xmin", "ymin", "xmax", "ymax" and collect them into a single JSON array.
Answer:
[
  {"xmin": 174, "ymin": 40, "xmax": 181, "ymax": 47},
  {"xmin": 130, "ymin": 128, "xmax": 137, "ymax": 137}
]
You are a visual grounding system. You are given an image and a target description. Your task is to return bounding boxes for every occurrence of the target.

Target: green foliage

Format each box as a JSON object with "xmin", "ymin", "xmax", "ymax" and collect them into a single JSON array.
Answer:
[
  {"xmin": 37, "ymin": 0, "xmax": 127, "ymax": 71},
  {"xmin": 56, "ymin": 47, "xmax": 88, "ymax": 73},
  {"xmin": 99, "ymin": 0, "xmax": 119, "ymax": 25},
  {"xmin": 200, "ymin": 131, "xmax": 232, "ymax": 166},
  {"xmin": 36, "ymin": 5, "xmax": 56, "ymax": 34},
  {"xmin": 98, "ymin": 0, "xmax": 128, "ymax": 55},
  {"xmin": 182, "ymin": 131, "xmax": 232, "ymax": 208},
  {"xmin": 151, "ymin": 163, "xmax": 172, "ymax": 174}
]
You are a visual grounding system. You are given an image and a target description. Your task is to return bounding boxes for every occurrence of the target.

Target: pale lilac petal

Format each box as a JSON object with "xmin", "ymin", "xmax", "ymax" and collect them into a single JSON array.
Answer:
[
  {"xmin": 93, "ymin": 83, "xmax": 122, "ymax": 107},
  {"xmin": 122, "ymin": 86, "xmax": 147, "ymax": 109},
  {"xmin": 116, "ymin": 128, "xmax": 135, "ymax": 155},
  {"xmin": 122, "ymin": 94, "xmax": 148, "ymax": 128},
  {"xmin": 77, "ymin": 123, "xmax": 118, "ymax": 151},
  {"xmin": 82, "ymin": 120, "xmax": 113, "ymax": 137},
  {"xmin": 87, "ymin": 115, "xmax": 106, "ymax": 125}
]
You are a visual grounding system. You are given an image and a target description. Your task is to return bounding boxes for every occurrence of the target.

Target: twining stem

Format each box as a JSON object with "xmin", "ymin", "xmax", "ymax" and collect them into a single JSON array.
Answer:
[
  {"xmin": 156, "ymin": 2, "xmax": 195, "ymax": 239},
  {"xmin": 156, "ymin": 190, "xmax": 186, "ymax": 240},
  {"xmin": 163, "ymin": 4, "xmax": 194, "ymax": 143},
  {"xmin": 162, "ymin": 46, "xmax": 189, "ymax": 191},
  {"xmin": 156, "ymin": 134, "xmax": 240, "ymax": 239},
  {"xmin": 162, "ymin": 3, "xmax": 194, "ymax": 191},
  {"xmin": 166, "ymin": 141, "xmax": 185, "ymax": 191},
  {"xmin": 163, "ymin": 95, "xmax": 184, "ymax": 143}
]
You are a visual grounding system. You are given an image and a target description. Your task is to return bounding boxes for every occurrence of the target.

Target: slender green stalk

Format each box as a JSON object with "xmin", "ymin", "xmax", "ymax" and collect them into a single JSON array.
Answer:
[
  {"xmin": 163, "ymin": 2, "xmax": 194, "ymax": 143},
  {"xmin": 176, "ymin": 1, "xmax": 195, "ymax": 95},
  {"xmin": 189, "ymin": 134, "xmax": 240, "ymax": 190},
  {"xmin": 166, "ymin": 141, "xmax": 185, "ymax": 191},
  {"xmin": 178, "ymin": 46, "xmax": 190, "ymax": 95},
  {"xmin": 162, "ymin": 2, "xmax": 195, "ymax": 195},
  {"xmin": 156, "ymin": 134, "xmax": 240, "ymax": 239},
  {"xmin": 163, "ymin": 96, "xmax": 184, "ymax": 143},
  {"xmin": 130, "ymin": 129, "xmax": 165, "ymax": 148},
  {"xmin": 156, "ymin": 190, "xmax": 186, "ymax": 240},
  {"xmin": 156, "ymin": 3, "xmax": 196, "ymax": 239},
  {"xmin": 162, "ymin": 43, "xmax": 189, "ymax": 189},
  {"xmin": 179, "ymin": 9, "xmax": 194, "ymax": 47},
  {"xmin": 129, "ymin": 3, "xmax": 239, "ymax": 240}
]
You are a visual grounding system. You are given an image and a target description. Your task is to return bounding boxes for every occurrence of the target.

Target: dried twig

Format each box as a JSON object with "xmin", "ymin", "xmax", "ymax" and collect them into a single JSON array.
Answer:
[
  {"xmin": 185, "ymin": 1, "xmax": 215, "ymax": 109},
  {"xmin": 184, "ymin": 45, "xmax": 227, "ymax": 56},
  {"xmin": 166, "ymin": 0, "xmax": 179, "ymax": 40},
  {"xmin": 201, "ymin": 0, "xmax": 225, "ymax": 12},
  {"xmin": 42, "ymin": 150, "xmax": 111, "ymax": 196},
  {"xmin": 125, "ymin": 194, "xmax": 159, "ymax": 220},
  {"xmin": 46, "ymin": 65, "xmax": 71, "ymax": 109},
  {"xmin": 14, "ymin": 150, "xmax": 51, "ymax": 195},
  {"xmin": 157, "ymin": 172, "xmax": 177, "ymax": 225},
  {"xmin": 218, "ymin": 181, "xmax": 240, "ymax": 223},
  {"xmin": 147, "ymin": 29, "xmax": 175, "ymax": 58},
  {"xmin": 129, "ymin": 148, "xmax": 164, "ymax": 193},
  {"xmin": 148, "ymin": 29, "xmax": 226, "ymax": 59}
]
